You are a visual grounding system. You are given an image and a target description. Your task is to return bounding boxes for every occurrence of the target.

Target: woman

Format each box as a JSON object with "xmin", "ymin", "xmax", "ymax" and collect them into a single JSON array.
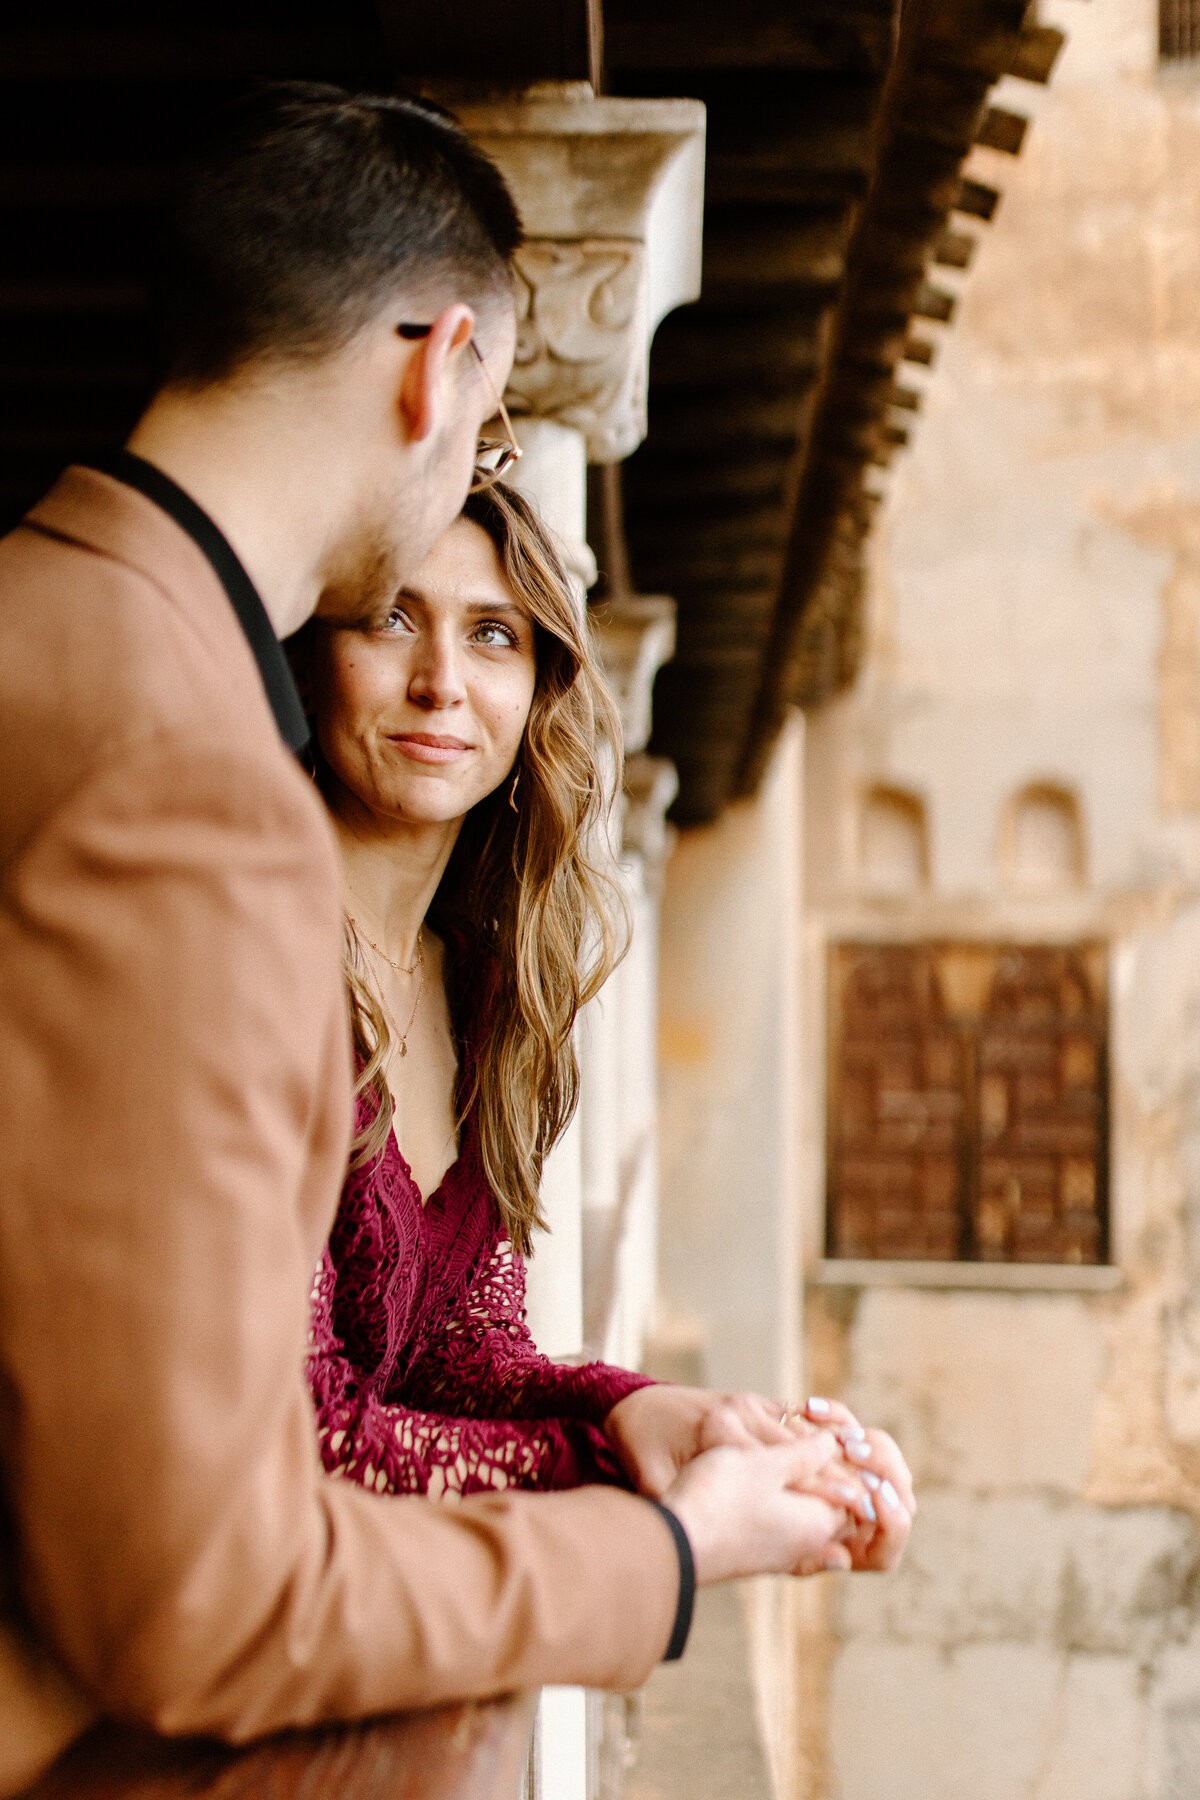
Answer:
[{"xmin": 295, "ymin": 481, "xmax": 911, "ymax": 1544}]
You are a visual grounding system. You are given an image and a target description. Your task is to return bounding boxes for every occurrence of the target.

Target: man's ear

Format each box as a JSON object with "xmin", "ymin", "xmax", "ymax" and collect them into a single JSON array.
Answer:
[{"xmin": 397, "ymin": 303, "xmax": 475, "ymax": 445}]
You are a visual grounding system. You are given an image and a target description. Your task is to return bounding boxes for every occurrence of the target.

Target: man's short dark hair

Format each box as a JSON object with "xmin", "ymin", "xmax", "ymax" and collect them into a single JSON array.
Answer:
[{"xmin": 159, "ymin": 82, "xmax": 523, "ymax": 386}]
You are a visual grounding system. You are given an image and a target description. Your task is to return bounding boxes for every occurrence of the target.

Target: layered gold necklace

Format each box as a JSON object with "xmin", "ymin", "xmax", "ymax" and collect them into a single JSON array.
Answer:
[{"xmin": 353, "ymin": 922, "xmax": 425, "ymax": 1057}]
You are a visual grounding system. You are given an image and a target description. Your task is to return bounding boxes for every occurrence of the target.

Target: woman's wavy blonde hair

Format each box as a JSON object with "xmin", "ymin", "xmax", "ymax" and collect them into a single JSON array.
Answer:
[{"xmin": 337, "ymin": 482, "xmax": 629, "ymax": 1255}]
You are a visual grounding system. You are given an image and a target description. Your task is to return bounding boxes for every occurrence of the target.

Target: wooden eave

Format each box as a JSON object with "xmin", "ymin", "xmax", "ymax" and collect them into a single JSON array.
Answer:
[{"xmin": 607, "ymin": 0, "xmax": 1061, "ymax": 825}]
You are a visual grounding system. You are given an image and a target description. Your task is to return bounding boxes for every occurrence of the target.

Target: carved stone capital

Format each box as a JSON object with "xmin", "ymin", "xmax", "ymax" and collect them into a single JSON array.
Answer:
[
  {"xmin": 592, "ymin": 594, "xmax": 677, "ymax": 755},
  {"xmin": 456, "ymin": 96, "xmax": 706, "ymax": 462},
  {"xmin": 509, "ymin": 239, "xmax": 647, "ymax": 463}
]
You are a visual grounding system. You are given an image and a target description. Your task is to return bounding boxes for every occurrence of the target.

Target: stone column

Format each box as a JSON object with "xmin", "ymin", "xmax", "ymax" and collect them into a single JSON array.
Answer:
[
  {"xmin": 581, "ymin": 603, "xmax": 678, "ymax": 1368},
  {"xmin": 455, "ymin": 91, "xmax": 705, "ymax": 1360}
]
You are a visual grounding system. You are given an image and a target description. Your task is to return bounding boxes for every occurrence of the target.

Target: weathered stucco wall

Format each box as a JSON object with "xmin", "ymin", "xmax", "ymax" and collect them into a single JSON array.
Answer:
[{"xmin": 801, "ymin": 3, "xmax": 1200, "ymax": 1795}]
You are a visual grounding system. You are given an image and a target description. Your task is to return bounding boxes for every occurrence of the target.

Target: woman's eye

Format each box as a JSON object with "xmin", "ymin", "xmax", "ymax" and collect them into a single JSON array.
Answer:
[
  {"xmin": 377, "ymin": 608, "xmax": 415, "ymax": 635},
  {"xmin": 472, "ymin": 620, "xmax": 518, "ymax": 648}
]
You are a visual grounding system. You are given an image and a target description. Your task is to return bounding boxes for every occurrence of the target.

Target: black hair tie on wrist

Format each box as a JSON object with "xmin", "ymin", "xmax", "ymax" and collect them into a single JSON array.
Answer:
[{"xmin": 647, "ymin": 1500, "xmax": 695, "ymax": 1662}]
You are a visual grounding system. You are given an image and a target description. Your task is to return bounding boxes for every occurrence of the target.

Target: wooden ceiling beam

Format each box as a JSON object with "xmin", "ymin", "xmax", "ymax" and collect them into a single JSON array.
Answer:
[
  {"xmin": 639, "ymin": 540, "xmax": 791, "ymax": 586},
  {"xmin": 931, "ymin": 21, "xmax": 1066, "ymax": 85},
  {"xmin": 703, "ymin": 161, "xmax": 871, "ymax": 208},
  {"xmin": 377, "ymin": 0, "xmax": 601, "ymax": 88},
  {"xmin": 664, "ymin": 676, "xmax": 775, "ymax": 715},
  {"xmin": 893, "ymin": 66, "xmax": 995, "ymax": 144},
  {"xmin": 623, "ymin": 458, "xmax": 793, "ymax": 507},
  {"xmin": 955, "ymin": 175, "xmax": 1001, "ymax": 219},
  {"xmin": 635, "ymin": 511, "xmax": 793, "ymax": 558},
  {"xmin": 637, "ymin": 415, "xmax": 805, "ymax": 461},
  {"xmin": 700, "ymin": 213, "xmax": 852, "ymax": 299},
  {"xmin": 647, "ymin": 313, "xmax": 824, "ymax": 387},
  {"xmin": 603, "ymin": 2, "xmax": 899, "ymax": 74},
  {"xmin": 934, "ymin": 226, "xmax": 975, "ymax": 267},
  {"xmin": 913, "ymin": 280, "xmax": 956, "ymax": 321},
  {"xmin": 639, "ymin": 586, "xmax": 779, "ymax": 622},
  {"xmin": 0, "ymin": 30, "xmax": 383, "ymax": 81},
  {"xmin": 888, "ymin": 382, "xmax": 922, "ymax": 411},
  {"xmin": 975, "ymin": 104, "xmax": 1029, "ymax": 154},
  {"xmin": 626, "ymin": 67, "xmax": 883, "ymax": 142},
  {"xmin": 903, "ymin": 334, "xmax": 937, "ymax": 365}
]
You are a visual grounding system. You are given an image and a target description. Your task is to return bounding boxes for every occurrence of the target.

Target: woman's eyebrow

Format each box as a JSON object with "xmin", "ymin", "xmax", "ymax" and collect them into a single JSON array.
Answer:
[
  {"xmin": 461, "ymin": 596, "xmax": 527, "ymax": 615},
  {"xmin": 387, "ymin": 588, "xmax": 528, "ymax": 617}
]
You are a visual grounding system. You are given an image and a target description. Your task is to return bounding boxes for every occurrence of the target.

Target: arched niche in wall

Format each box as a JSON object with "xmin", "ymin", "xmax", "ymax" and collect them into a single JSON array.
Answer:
[
  {"xmin": 1002, "ymin": 783, "xmax": 1085, "ymax": 892},
  {"xmin": 858, "ymin": 784, "xmax": 929, "ymax": 897}
]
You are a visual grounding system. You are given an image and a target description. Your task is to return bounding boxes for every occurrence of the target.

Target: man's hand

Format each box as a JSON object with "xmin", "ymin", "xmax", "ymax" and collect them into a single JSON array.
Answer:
[
  {"xmin": 605, "ymin": 1385, "xmax": 800, "ymax": 1498},
  {"xmin": 659, "ymin": 1432, "xmax": 859, "ymax": 1583}
]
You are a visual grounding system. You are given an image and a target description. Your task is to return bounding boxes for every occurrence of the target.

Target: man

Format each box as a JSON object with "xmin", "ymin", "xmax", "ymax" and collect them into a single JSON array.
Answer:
[{"xmin": 0, "ymin": 84, "xmax": 909, "ymax": 1794}]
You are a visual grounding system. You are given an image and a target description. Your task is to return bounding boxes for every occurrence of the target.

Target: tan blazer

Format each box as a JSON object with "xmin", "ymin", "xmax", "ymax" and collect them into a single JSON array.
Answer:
[{"xmin": 0, "ymin": 469, "xmax": 678, "ymax": 1797}]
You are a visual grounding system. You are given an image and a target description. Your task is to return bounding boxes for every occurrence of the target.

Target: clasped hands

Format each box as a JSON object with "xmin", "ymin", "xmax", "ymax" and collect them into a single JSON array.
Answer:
[{"xmin": 603, "ymin": 1384, "xmax": 914, "ymax": 1586}]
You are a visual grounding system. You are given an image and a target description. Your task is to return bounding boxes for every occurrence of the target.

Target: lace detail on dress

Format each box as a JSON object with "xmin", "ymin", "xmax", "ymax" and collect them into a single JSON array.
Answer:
[
  {"xmin": 412, "ymin": 1238, "xmax": 650, "ymax": 1427},
  {"xmin": 315, "ymin": 1395, "xmax": 589, "ymax": 1498},
  {"xmin": 306, "ymin": 1092, "xmax": 653, "ymax": 1499}
]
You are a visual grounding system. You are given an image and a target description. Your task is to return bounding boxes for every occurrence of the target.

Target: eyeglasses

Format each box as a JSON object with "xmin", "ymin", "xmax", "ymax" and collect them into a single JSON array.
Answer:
[{"xmin": 397, "ymin": 323, "xmax": 523, "ymax": 493}]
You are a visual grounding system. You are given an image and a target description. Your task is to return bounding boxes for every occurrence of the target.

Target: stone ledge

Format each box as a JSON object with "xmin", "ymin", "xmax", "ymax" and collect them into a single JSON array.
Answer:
[{"xmin": 811, "ymin": 1258, "xmax": 1124, "ymax": 1293}]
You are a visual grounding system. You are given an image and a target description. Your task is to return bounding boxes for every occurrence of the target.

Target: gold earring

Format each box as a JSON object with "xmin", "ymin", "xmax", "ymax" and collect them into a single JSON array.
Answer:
[{"xmin": 509, "ymin": 770, "xmax": 520, "ymax": 813}]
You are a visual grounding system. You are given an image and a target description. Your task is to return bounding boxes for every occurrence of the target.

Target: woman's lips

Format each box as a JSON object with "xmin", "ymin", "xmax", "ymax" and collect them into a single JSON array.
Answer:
[{"xmin": 388, "ymin": 732, "xmax": 472, "ymax": 764}]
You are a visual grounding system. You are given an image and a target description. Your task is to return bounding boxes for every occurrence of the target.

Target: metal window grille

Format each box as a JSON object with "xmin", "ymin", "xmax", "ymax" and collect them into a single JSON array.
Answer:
[
  {"xmin": 1161, "ymin": 0, "xmax": 1200, "ymax": 60},
  {"xmin": 826, "ymin": 942, "xmax": 1108, "ymax": 1265}
]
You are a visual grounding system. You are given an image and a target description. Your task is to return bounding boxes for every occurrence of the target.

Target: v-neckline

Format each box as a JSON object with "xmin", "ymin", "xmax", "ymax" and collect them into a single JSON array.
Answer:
[{"xmin": 388, "ymin": 1120, "xmax": 464, "ymax": 1213}]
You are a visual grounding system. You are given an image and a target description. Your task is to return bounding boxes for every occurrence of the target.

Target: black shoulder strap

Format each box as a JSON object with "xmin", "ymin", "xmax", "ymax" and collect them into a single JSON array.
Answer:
[{"xmin": 81, "ymin": 448, "xmax": 309, "ymax": 754}]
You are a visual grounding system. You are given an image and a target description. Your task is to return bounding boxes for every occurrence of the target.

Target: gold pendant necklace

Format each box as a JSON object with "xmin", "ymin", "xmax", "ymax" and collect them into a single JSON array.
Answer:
[
  {"xmin": 371, "ymin": 954, "xmax": 425, "ymax": 1058},
  {"xmin": 394, "ymin": 958, "xmax": 425, "ymax": 1057},
  {"xmin": 350, "ymin": 919, "xmax": 426, "ymax": 1056}
]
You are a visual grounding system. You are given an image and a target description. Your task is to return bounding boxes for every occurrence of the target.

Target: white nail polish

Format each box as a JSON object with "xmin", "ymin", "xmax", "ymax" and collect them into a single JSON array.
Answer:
[{"xmin": 806, "ymin": 1396, "xmax": 832, "ymax": 1415}]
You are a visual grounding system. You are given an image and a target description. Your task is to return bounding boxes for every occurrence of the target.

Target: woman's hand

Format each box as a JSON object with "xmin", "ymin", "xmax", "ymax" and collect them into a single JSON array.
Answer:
[
  {"xmin": 799, "ymin": 1396, "xmax": 916, "ymax": 1573},
  {"xmin": 604, "ymin": 1384, "xmax": 878, "ymax": 1535},
  {"xmin": 605, "ymin": 1385, "xmax": 797, "ymax": 1497}
]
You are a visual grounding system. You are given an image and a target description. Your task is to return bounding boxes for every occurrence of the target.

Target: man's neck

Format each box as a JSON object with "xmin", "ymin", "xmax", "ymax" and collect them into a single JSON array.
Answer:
[{"xmin": 126, "ymin": 382, "xmax": 356, "ymax": 640}]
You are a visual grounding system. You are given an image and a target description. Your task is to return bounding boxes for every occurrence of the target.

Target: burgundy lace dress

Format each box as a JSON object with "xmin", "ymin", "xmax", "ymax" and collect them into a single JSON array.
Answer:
[{"xmin": 307, "ymin": 1086, "xmax": 654, "ymax": 1498}]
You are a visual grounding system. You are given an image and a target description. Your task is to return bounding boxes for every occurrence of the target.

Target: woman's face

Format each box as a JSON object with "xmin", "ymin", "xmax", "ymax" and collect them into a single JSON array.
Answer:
[{"xmin": 308, "ymin": 515, "xmax": 538, "ymax": 830}]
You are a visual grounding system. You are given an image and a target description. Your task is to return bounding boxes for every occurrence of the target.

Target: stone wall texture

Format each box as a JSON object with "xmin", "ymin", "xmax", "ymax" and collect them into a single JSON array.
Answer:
[{"xmin": 799, "ymin": 3, "xmax": 1200, "ymax": 1795}]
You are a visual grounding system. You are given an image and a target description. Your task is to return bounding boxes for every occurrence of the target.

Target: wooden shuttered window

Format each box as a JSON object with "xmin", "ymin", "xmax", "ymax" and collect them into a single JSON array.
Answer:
[
  {"xmin": 1161, "ymin": 0, "xmax": 1200, "ymax": 59},
  {"xmin": 827, "ymin": 942, "xmax": 1108, "ymax": 1265}
]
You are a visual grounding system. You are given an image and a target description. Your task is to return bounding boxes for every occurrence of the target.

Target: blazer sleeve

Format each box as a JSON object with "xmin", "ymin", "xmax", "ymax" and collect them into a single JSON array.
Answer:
[{"xmin": 0, "ymin": 729, "xmax": 680, "ymax": 1742}]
